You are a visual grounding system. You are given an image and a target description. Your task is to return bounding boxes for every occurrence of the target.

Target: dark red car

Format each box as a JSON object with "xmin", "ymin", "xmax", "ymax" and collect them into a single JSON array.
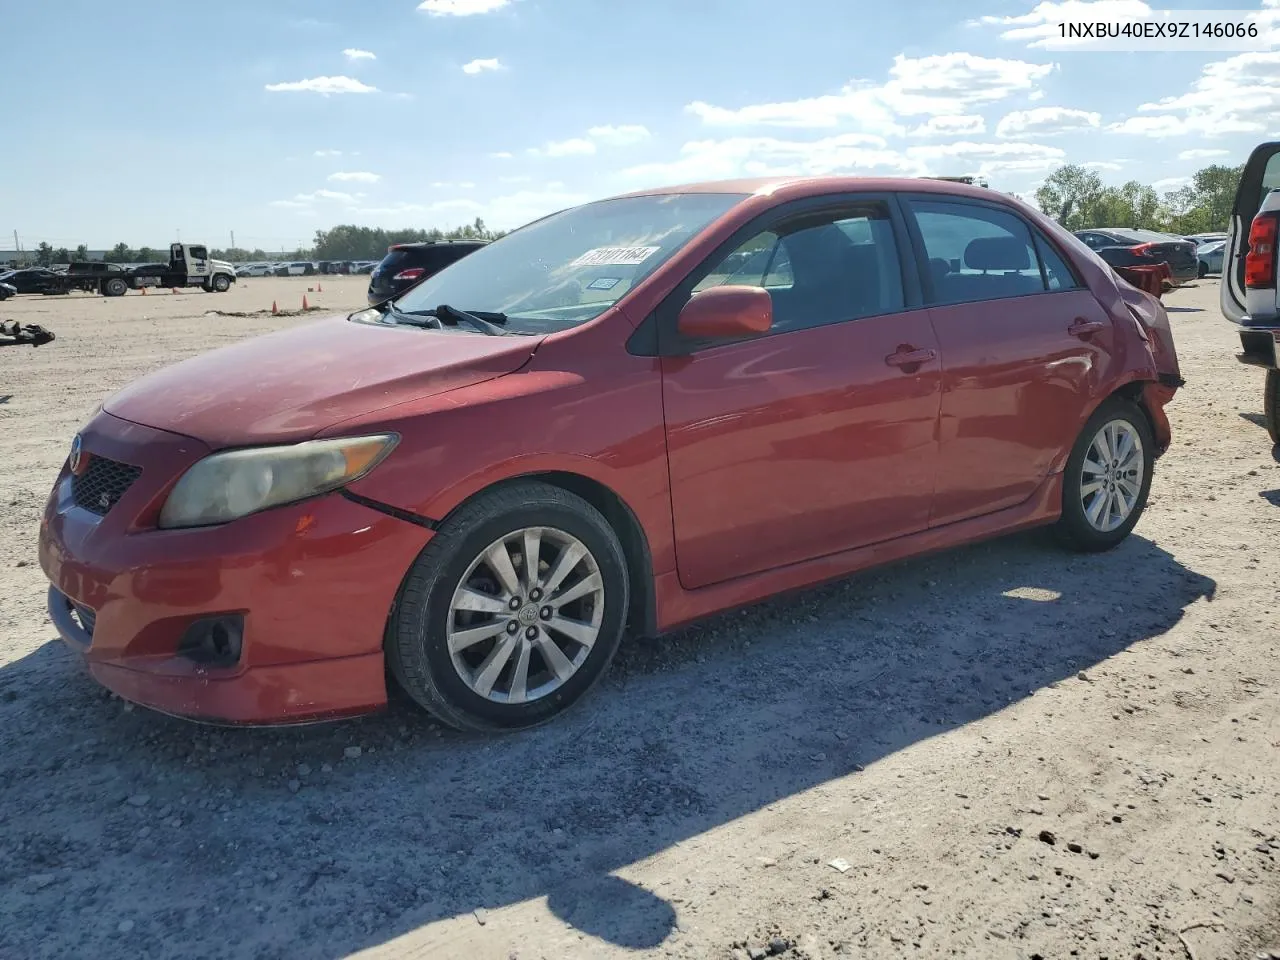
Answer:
[{"xmin": 39, "ymin": 177, "xmax": 1183, "ymax": 731}]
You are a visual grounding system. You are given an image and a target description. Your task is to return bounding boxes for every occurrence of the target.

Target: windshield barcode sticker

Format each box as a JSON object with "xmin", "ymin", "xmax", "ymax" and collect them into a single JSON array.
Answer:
[{"xmin": 571, "ymin": 246, "xmax": 660, "ymax": 267}]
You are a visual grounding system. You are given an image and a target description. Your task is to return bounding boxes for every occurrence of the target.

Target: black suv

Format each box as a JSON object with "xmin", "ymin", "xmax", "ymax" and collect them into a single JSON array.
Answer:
[{"xmin": 367, "ymin": 240, "xmax": 488, "ymax": 305}]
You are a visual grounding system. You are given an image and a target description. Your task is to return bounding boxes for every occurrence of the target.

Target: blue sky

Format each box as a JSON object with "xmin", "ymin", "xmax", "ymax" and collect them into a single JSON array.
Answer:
[{"xmin": 3, "ymin": 0, "xmax": 1279, "ymax": 250}]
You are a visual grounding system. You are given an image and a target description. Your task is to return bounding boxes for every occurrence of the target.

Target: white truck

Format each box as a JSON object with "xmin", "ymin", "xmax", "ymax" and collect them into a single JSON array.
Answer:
[
  {"xmin": 1222, "ymin": 142, "xmax": 1280, "ymax": 441},
  {"xmin": 44, "ymin": 243, "xmax": 238, "ymax": 297}
]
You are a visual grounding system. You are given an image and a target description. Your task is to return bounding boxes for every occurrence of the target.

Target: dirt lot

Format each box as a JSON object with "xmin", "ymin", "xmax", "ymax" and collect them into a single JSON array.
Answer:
[{"xmin": 1, "ymin": 277, "xmax": 1278, "ymax": 960}]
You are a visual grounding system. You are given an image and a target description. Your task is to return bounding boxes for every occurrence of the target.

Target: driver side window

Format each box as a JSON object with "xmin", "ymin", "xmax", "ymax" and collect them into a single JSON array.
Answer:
[{"xmin": 690, "ymin": 204, "xmax": 905, "ymax": 335}]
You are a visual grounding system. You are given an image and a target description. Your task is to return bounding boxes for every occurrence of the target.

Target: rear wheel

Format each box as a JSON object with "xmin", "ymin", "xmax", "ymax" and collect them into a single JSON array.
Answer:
[
  {"xmin": 386, "ymin": 482, "xmax": 629, "ymax": 733},
  {"xmin": 1264, "ymin": 369, "xmax": 1280, "ymax": 445},
  {"xmin": 1054, "ymin": 398, "xmax": 1154, "ymax": 552},
  {"xmin": 103, "ymin": 277, "xmax": 128, "ymax": 297},
  {"xmin": 1198, "ymin": 261, "xmax": 1208, "ymax": 278}
]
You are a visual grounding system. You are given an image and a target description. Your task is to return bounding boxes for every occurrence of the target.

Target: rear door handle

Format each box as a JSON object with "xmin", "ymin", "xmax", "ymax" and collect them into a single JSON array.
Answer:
[
  {"xmin": 885, "ymin": 347, "xmax": 937, "ymax": 369},
  {"xmin": 1068, "ymin": 318, "xmax": 1105, "ymax": 338}
]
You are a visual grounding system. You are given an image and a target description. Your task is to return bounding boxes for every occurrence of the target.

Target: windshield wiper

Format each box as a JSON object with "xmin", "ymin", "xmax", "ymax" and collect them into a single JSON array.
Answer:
[
  {"xmin": 381, "ymin": 301, "xmax": 442, "ymax": 329},
  {"xmin": 430, "ymin": 304, "xmax": 508, "ymax": 337}
]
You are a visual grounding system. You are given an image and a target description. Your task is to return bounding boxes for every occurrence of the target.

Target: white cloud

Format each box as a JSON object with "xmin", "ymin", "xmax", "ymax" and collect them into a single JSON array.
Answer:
[
  {"xmin": 483, "ymin": 188, "xmax": 591, "ymax": 229},
  {"xmin": 978, "ymin": 0, "xmax": 1153, "ymax": 47},
  {"xmin": 313, "ymin": 149, "xmax": 342, "ymax": 158},
  {"xmin": 489, "ymin": 151, "xmax": 514, "ymax": 159},
  {"xmin": 685, "ymin": 53, "xmax": 1053, "ymax": 133},
  {"xmin": 431, "ymin": 181, "xmax": 477, "ymax": 188},
  {"xmin": 418, "ymin": 0, "xmax": 510, "ymax": 15},
  {"xmin": 996, "ymin": 106, "xmax": 1100, "ymax": 138},
  {"xmin": 620, "ymin": 133, "xmax": 915, "ymax": 184},
  {"xmin": 1111, "ymin": 50, "xmax": 1280, "ymax": 138},
  {"xmin": 343, "ymin": 48, "xmax": 376, "ymax": 61},
  {"xmin": 620, "ymin": 134, "xmax": 1065, "ymax": 186},
  {"xmin": 1178, "ymin": 148, "xmax": 1229, "ymax": 161},
  {"xmin": 587, "ymin": 124, "xmax": 652, "ymax": 146},
  {"xmin": 908, "ymin": 115, "xmax": 986, "ymax": 137},
  {"xmin": 328, "ymin": 171, "xmax": 381, "ymax": 183},
  {"xmin": 528, "ymin": 137, "xmax": 597, "ymax": 158},
  {"xmin": 295, "ymin": 189, "xmax": 358, "ymax": 202},
  {"xmin": 1082, "ymin": 160, "xmax": 1126, "ymax": 171},
  {"xmin": 269, "ymin": 199, "xmax": 312, "ymax": 209},
  {"xmin": 462, "ymin": 58, "xmax": 502, "ymax": 75},
  {"xmin": 1153, "ymin": 176, "xmax": 1192, "ymax": 192},
  {"xmin": 265, "ymin": 76, "xmax": 378, "ymax": 95}
]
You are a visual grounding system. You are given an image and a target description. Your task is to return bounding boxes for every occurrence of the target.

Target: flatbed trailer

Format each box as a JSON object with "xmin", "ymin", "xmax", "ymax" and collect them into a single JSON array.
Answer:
[{"xmin": 43, "ymin": 244, "xmax": 237, "ymax": 297}]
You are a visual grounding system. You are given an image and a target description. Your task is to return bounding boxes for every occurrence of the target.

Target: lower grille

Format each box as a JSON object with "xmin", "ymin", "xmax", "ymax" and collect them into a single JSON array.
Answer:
[{"xmin": 71, "ymin": 456, "xmax": 141, "ymax": 516}]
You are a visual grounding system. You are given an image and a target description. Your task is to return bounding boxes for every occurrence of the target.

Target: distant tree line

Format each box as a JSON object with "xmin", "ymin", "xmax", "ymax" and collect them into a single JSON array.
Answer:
[
  {"xmin": 1034, "ymin": 163, "xmax": 1242, "ymax": 234},
  {"xmin": 17, "ymin": 217, "xmax": 506, "ymax": 267}
]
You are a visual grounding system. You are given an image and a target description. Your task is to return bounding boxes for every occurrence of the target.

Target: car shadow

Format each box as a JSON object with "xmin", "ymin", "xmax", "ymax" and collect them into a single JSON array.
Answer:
[
  {"xmin": 0, "ymin": 533, "xmax": 1216, "ymax": 957},
  {"xmin": 1164, "ymin": 306, "xmax": 1204, "ymax": 313}
]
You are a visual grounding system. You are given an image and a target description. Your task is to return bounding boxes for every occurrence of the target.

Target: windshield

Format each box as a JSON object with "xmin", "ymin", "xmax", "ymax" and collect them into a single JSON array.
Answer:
[{"xmin": 394, "ymin": 192, "xmax": 747, "ymax": 332}]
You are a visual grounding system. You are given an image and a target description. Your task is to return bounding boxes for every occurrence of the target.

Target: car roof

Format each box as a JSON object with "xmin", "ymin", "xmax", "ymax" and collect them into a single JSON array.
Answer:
[{"xmin": 607, "ymin": 175, "xmax": 999, "ymax": 204}]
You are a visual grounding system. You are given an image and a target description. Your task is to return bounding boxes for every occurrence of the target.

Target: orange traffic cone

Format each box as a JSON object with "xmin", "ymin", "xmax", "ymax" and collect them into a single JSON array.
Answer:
[
  {"xmin": 171, "ymin": 287, "xmax": 178, "ymax": 294},
  {"xmin": 302, "ymin": 295, "xmax": 309, "ymax": 310},
  {"xmin": 140, "ymin": 286, "xmax": 147, "ymax": 295},
  {"xmin": 317, "ymin": 282, "xmax": 322, "ymax": 292},
  {"xmin": 271, "ymin": 300, "xmax": 278, "ymax": 315}
]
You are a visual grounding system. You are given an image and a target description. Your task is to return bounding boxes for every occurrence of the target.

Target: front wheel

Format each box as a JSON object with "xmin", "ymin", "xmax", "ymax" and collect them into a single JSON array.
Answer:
[
  {"xmin": 211, "ymin": 274, "xmax": 231, "ymax": 292},
  {"xmin": 1054, "ymin": 398, "xmax": 1155, "ymax": 552},
  {"xmin": 386, "ymin": 482, "xmax": 630, "ymax": 732}
]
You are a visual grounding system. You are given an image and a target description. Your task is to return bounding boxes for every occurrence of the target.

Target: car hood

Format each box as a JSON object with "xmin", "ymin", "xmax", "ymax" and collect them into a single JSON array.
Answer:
[
  {"xmin": 210, "ymin": 259, "xmax": 235, "ymax": 272},
  {"xmin": 103, "ymin": 314, "xmax": 540, "ymax": 448}
]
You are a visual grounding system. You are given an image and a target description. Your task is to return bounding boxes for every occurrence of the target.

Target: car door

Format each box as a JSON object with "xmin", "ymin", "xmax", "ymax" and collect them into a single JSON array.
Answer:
[
  {"xmin": 1222, "ymin": 141, "xmax": 1280, "ymax": 328},
  {"xmin": 654, "ymin": 196, "xmax": 942, "ymax": 590},
  {"xmin": 901, "ymin": 195, "xmax": 1113, "ymax": 527}
]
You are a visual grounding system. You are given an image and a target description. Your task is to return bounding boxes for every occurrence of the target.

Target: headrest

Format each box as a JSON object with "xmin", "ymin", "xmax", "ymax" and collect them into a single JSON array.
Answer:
[{"xmin": 964, "ymin": 236, "xmax": 1031, "ymax": 271}]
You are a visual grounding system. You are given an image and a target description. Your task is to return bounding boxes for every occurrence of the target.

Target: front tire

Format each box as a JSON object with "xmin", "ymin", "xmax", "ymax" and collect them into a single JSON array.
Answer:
[
  {"xmin": 1264, "ymin": 369, "xmax": 1280, "ymax": 445},
  {"xmin": 212, "ymin": 274, "xmax": 231, "ymax": 292},
  {"xmin": 386, "ymin": 481, "xmax": 629, "ymax": 732},
  {"xmin": 1054, "ymin": 398, "xmax": 1154, "ymax": 552}
]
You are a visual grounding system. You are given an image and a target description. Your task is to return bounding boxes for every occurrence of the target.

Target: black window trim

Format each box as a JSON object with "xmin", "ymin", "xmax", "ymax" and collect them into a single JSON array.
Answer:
[
  {"xmin": 898, "ymin": 192, "xmax": 1084, "ymax": 306},
  {"xmin": 628, "ymin": 191, "xmax": 924, "ymax": 358}
]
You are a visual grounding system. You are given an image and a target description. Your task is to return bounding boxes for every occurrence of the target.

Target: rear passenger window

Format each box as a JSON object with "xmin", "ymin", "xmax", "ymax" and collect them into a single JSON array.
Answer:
[
  {"xmin": 693, "ymin": 204, "xmax": 905, "ymax": 333},
  {"xmin": 1034, "ymin": 234, "xmax": 1081, "ymax": 291},
  {"xmin": 909, "ymin": 200, "xmax": 1046, "ymax": 305}
]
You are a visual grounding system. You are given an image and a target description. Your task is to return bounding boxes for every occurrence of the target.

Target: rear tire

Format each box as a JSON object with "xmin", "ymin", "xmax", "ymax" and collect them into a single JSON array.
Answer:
[
  {"xmin": 1198, "ymin": 261, "xmax": 1208, "ymax": 278},
  {"xmin": 103, "ymin": 278, "xmax": 128, "ymax": 297},
  {"xmin": 1054, "ymin": 398, "xmax": 1154, "ymax": 553},
  {"xmin": 1264, "ymin": 369, "xmax": 1280, "ymax": 445},
  {"xmin": 386, "ymin": 481, "xmax": 629, "ymax": 733}
]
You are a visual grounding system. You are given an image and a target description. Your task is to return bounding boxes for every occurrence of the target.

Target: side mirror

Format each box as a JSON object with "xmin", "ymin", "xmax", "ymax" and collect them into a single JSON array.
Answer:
[{"xmin": 677, "ymin": 285, "xmax": 773, "ymax": 340}]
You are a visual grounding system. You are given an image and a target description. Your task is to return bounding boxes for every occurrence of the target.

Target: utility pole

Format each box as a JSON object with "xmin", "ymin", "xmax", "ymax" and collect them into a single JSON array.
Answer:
[
  {"xmin": 230, "ymin": 230, "xmax": 235, "ymax": 251},
  {"xmin": 12, "ymin": 230, "xmax": 19, "ymax": 254}
]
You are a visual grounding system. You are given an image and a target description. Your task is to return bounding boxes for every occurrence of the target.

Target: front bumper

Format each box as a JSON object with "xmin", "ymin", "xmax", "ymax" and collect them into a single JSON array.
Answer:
[{"xmin": 38, "ymin": 411, "xmax": 433, "ymax": 724}]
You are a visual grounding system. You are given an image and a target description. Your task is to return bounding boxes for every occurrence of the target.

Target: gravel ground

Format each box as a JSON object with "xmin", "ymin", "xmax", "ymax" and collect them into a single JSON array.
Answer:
[{"xmin": 1, "ymin": 277, "xmax": 1278, "ymax": 960}]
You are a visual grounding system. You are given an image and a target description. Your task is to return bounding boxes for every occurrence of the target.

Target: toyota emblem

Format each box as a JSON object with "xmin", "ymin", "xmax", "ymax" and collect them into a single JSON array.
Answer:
[{"xmin": 68, "ymin": 434, "xmax": 85, "ymax": 475}]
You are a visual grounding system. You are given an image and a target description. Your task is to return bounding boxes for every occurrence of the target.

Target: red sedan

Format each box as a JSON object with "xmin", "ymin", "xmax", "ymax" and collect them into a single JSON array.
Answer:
[{"xmin": 38, "ymin": 177, "xmax": 1183, "ymax": 731}]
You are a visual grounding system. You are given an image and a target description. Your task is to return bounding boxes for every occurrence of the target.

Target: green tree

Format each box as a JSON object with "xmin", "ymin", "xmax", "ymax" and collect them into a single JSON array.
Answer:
[
  {"xmin": 35, "ymin": 242, "xmax": 54, "ymax": 266},
  {"xmin": 106, "ymin": 242, "xmax": 135, "ymax": 263},
  {"xmin": 136, "ymin": 247, "xmax": 158, "ymax": 263},
  {"xmin": 52, "ymin": 247, "xmax": 71, "ymax": 264},
  {"xmin": 1034, "ymin": 164, "xmax": 1107, "ymax": 231},
  {"xmin": 71, "ymin": 244, "xmax": 90, "ymax": 263}
]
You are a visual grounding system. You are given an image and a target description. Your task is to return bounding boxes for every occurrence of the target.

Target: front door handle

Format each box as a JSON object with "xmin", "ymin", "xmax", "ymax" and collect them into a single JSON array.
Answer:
[
  {"xmin": 885, "ymin": 346, "xmax": 937, "ymax": 369},
  {"xmin": 1068, "ymin": 318, "xmax": 1105, "ymax": 338}
]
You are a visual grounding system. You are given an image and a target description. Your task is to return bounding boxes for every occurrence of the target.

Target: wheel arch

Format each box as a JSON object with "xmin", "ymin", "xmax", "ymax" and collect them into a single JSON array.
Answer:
[{"xmin": 433, "ymin": 470, "xmax": 658, "ymax": 640}]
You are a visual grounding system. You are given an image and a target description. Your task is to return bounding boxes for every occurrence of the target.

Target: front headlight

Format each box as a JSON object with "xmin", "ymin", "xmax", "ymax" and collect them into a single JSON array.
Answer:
[{"xmin": 158, "ymin": 434, "xmax": 398, "ymax": 529}]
